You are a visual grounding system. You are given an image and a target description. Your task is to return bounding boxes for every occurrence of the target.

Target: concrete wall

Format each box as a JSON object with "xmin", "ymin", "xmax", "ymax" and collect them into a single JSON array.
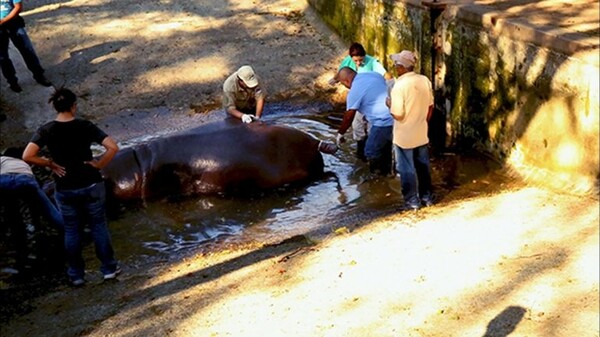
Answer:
[{"xmin": 307, "ymin": 0, "xmax": 599, "ymax": 194}]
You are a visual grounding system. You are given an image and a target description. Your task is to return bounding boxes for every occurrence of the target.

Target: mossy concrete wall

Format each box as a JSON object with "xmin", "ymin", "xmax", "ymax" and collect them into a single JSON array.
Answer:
[
  {"xmin": 307, "ymin": 0, "xmax": 599, "ymax": 194},
  {"xmin": 308, "ymin": 0, "xmax": 432, "ymax": 78}
]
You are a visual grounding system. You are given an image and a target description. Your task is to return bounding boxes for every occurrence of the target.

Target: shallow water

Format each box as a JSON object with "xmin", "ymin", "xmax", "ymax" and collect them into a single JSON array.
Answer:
[
  {"xmin": 106, "ymin": 103, "xmax": 381, "ymax": 264},
  {"xmin": 0, "ymin": 101, "xmax": 507, "ymax": 281},
  {"xmin": 105, "ymin": 102, "xmax": 505, "ymax": 267}
]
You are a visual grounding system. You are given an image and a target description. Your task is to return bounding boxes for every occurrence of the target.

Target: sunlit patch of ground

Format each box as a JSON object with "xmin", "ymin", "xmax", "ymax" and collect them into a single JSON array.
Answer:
[{"xmin": 60, "ymin": 186, "xmax": 597, "ymax": 337}]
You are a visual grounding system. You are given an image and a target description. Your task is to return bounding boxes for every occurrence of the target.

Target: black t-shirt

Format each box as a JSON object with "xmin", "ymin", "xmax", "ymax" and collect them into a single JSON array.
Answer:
[{"xmin": 31, "ymin": 119, "xmax": 108, "ymax": 190}]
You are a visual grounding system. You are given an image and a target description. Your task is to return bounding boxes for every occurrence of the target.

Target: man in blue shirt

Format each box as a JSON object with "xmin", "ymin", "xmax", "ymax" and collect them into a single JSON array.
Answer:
[
  {"xmin": 335, "ymin": 67, "xmax": 393, "ymax": 175},
  {"xmin": 328, "ymin": 42, "xmax": 393, "ymax": 162},
  {"xmin": 0, "ymin": 0, "xmax": 52, "ymax": 92}
]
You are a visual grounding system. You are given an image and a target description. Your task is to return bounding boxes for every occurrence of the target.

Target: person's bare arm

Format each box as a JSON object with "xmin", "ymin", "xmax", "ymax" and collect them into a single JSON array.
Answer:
[
  {"xmin": 328, "ymin": 73, "xmax": 339, "ymax": 85},
  {"xmin": 426, "ymin": 104, "xmax": 434, "ymax": 122},
  {"xmin": 226, "ymin": 106, "xmax": 245, "ymax": 119},
  {"xmin": 0, "ymin": 2, "xmax": 22, "ymax": 25},
  {"xmin": 254, "ymin": 96, "xmax": 265, "ymax": 119},
  {"xmin": 338, "ymin": 109, "xmax": 357, "ymax": 135},
  {"xmin": 224, "ymin": 90, "xmax": 245, "ymax": 120},
  {"xmin": 22, "ymin": 142, "xmax": 66, "ymax": 177},
  {"xmin": 390, "ymin": 111, "xmax": 405, "ymax": 122},
  {"xmin": 389, "ymin": 87, "xmax": 406, "ymax": 122},
  {"xmin": 86, "ymin": 136, "xmax": 119, "ymax": 169}
]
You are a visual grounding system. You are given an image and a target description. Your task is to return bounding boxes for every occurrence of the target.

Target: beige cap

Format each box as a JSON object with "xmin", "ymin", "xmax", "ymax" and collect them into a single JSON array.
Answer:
[
  {"xmin": 390, "ymin": 50, "xmax": 416, "ymax": 68},
  {"xmin": 237, "ymin": 65, "xmax": 258, "ymax": 88}
]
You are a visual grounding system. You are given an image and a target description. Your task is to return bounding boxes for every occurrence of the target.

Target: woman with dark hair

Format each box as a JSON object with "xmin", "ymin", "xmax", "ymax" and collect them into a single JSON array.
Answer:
[
  {"xmin": 329, "ymin": 42, "xmax": 392, "ymax": 84},
  {"xmin": 22, "ymin": 87, "xmax": 120, "ymax": 286}
]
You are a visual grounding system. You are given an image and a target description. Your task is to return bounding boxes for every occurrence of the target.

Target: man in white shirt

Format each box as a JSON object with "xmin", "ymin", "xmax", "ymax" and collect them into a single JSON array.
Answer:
[
  {"xmin": 1, "ymin": 148, "xmax": 63, "ymax": 270},
  {"xmin": 1, "ymin": 150, "xmax": 63, "ymax": 226}
]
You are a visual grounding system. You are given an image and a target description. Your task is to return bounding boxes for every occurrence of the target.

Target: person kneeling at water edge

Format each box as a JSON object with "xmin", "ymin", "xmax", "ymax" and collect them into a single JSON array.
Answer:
[
  {"xmin": 222, "ymin": 65, "xmax": 337, "ymax": 154},
  {"xmin": 1, "ymin": 149, "xmax": 64, "ymax": 272},
  {"xmin": 223, "ymin": 65, "xmax": 265, "ymax": 123}
]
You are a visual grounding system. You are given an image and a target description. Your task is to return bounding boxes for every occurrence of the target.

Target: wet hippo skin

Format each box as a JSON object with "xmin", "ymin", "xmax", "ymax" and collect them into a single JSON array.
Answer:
[{"xmin": 101, "ymin": 119, "xmax": 325, "ymax": 201}]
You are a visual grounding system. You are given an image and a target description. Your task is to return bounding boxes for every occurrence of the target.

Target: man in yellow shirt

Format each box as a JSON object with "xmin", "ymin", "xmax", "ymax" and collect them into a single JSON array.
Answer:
[{"xmin": 388, "ymin": 50, "xmax": 434, "ymax": 210}]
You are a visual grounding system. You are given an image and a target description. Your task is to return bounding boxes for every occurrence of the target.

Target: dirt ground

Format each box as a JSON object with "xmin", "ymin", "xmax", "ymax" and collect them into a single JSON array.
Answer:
[
  {"xmin": 0, "ymin": 0, "xmax": 348, "ymax": 148},
  {"xmin": 0, "ymin": 0, "xmax": 599, "ymax": 336}
]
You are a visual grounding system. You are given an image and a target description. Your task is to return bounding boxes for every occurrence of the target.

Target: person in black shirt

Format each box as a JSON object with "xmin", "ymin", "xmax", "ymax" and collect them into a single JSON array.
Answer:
[{"xmin": 23, "ymin": 87, "xmax": 120, "ymax": 286}]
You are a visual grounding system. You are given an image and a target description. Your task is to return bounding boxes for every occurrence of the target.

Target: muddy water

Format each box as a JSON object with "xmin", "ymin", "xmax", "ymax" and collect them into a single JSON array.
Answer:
[
  {"xmin": 0, "ymin": 102, "xmax": 508, "ymax": 283},
  {"xmin": 104, "ymin": 103, "xmax": 507, "ymax": 268},
  {"xmin": 106, "ymin": 106, "xmax": 381, "ymax": 265}
]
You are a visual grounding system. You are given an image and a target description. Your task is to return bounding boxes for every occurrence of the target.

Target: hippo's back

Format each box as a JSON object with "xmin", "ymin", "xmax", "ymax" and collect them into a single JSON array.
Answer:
[{"xmin": 102, "ymin": 120, "xmax": 324, "ymax": 200}]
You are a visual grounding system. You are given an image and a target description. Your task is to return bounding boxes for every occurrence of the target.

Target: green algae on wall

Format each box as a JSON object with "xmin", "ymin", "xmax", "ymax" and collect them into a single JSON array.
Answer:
[
  {"xmin": 307, "ymin": 0, "xmax": 599, "ymax": 193},
  {"xmin": 307, "ymin": 0, "xmax": 431, "ymax": 76},
  {"xmin": 445, "ymin": 22, "xmax": 520, "ymax": 157},
  {"xmin": 447, "ymin": 15, "xmax": 598, "ymax": 188},
  {"xmin": 310, "ymin": 0, "xmax": 365, "ymax": 43}
]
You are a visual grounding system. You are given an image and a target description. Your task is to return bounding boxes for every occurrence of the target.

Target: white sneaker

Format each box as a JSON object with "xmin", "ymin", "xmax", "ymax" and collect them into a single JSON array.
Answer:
[
  {"xmin": 103, "ymin": 266, "xmax": 122, "ymax": 281},
  {"xmin": 71, "ymin": 278, "xmax": 85, "ymax": 287}
]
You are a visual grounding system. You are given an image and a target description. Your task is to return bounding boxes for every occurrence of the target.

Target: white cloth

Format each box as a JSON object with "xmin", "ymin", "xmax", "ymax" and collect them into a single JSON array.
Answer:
[
  {"xmin": 351, "ymin": 111, "xmax": 369, "ymax": 141},
  {"xmin": 0, "ymin": 156, "xmax": 34, "ymax": 176},
  {"xmin": 241, "ymin": 114, "xmax": 253, "ymax": 123}
]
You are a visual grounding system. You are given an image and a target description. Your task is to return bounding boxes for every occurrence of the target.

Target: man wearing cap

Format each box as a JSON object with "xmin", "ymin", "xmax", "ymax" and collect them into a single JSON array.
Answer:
[
  {"xmin": 335, "ymin": 67, "xmax": 393, "ymax": 175},
  {"xmin": 387, "ymin": 50, "xmax": 434, "ymax": 210},
  {"xmin": 222, "ymin": 65, "xmax": 265, "ymax": 123}
]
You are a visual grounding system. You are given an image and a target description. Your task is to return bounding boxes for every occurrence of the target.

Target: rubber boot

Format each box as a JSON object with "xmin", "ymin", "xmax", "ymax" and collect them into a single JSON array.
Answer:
[{"xmin": 356, "ymin": 138, "xmax": 367, "ymax": 162}]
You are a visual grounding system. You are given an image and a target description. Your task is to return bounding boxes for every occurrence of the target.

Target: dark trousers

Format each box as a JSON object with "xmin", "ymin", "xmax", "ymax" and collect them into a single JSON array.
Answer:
[
  {"xmin": 394, "ymin": 144, "xmax": 433, "ymax": 206},
  {"xmin": 0, "ymin": 19, "xmax": 45, "ymax": 85},
  {"xmin": 364, "ymin": 125, "xmax": 393, "ymax": 175},
  {"xmin": 54, "ymin": 182, "xmax": 117, "ymax": 280},
  {"xmin": 0, "ymin": 198, "xmax": 29, "ymax": 267}
]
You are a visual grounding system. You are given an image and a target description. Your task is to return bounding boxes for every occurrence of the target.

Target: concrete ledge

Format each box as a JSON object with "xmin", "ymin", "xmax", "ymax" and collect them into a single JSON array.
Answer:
[{"xmin": 453, "ymin": 2, "xmax": 599, "ymax": 65}]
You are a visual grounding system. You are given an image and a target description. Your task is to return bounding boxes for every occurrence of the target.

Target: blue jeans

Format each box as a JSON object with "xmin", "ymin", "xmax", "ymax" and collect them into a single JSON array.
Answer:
[
  {"xmin": 365, "ymin": 125, "xmax": 393, "ymax": 175},
  {"xmin": 0, "ymin": 24, "xmax": 45, "ymax": 84},
  {"xmin": 394, "ymin": 144, "xmax": 433, "ymax": 206},
  {"xmin": 0, "ymin": 173, "xmax": 64, "ymax": 228},
  {"xmin": 54, "ymin": 182, "xmax": 117, "ymax": 280}
]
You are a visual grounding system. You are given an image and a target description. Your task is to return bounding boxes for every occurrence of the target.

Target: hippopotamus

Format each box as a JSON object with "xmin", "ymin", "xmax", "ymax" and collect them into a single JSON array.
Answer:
[{"xmin": 101, "ymin": 119, "xmax": 336, "ymax": 201}]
